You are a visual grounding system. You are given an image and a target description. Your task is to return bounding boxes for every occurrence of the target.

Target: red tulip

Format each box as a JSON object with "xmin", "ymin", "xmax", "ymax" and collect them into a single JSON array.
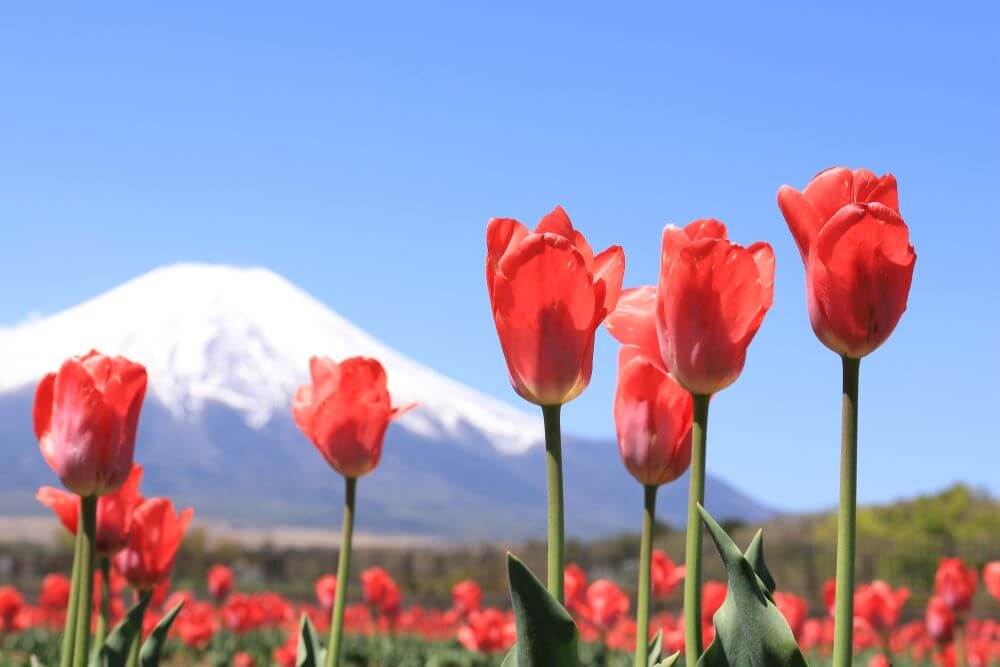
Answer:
[
  {"xmin": 925, "ymin": 596, "xmax": 955, "ymax": 643},
  {"xmin": 607, "ymin": 220, "xmax": 773, "ymax": 395},
  {"xmin": 113, "ymin": 497, "xmax": 193, "ymax": 591},
  {"xmin": 0, "ymin": 586, "xmax": 25, "ymax": 632},
  {"xmin": 362, "ymin": 567, "xmax": 402, "ymax": 617},
  {"xmin": 984, "ymin": 561, "xmax": 1000, "ymax": 602},
  {"xmin": 206, "ymin": 564, "xmax": 233, "ymax": 601},
  {"xmin": 39, "ymin": 574, "xmax": 71, "ymax": 611},
  {"xmin": 293, "ymin": 356, "xmax": 415, "ymax": 479},
  {"xmin": 33, "ymin": 350, "xmax": 148, "ymax": 496},
  {"xmin": 233, "ymin": 652, "xmax": 255, "ymax": 667},
  {"xmin": 869, "ymin": 655, "xmax": 890, "ymax": 667},
  {"xmin": 315, "ymin": 574, "xmax": 337, "ymax": 610},
  {"xmin": 777, "ymin": 167, "xmax": 916, "ymax": 358},
  {"xmin": 451, "ymin": 580, "xmax": 482, "ymax": 615},
  {"xmin": 36, "ymin": 464, "xmax": 144, "ymax": 555},
  {"xmin": 613, "ymin": 349, "xmax": 693, "ymax": 486},
  {"xmin": 854, "ymin": 580, "xmax": 909, "ymax": 632},
  {"xmin": 701, "ymin": 580, "xmax": 727, "ymax": 626},
  {"xmin": 585, "ymin": 579, "xmax": 630, "ymax": 631},
  {"xmin": 175, "ymin": 600, "xmax": 216, "ymax": 649},
  {"xmin": 773, "ymin": 591, "xmax": 808, "ymax": 639},
  {"xmin": 934, "ymin": 557, "xmax": 977, "ymax": 613},
  {"xmin": 650, "ymin": 550, "xmax": 685, "ymax": 599},
  {"xmin": 564, "ymin": 564, "xmax": 588, "ymax": 612},
  {"xmin": 457, "ymin": 608, "xmax": 516, "ymax": 654},
  {"xmin": 486, "ymin": 206, "xmax": 625, "ymax": 405},
  {"xmin": 822, "ymin": 578, "xmax": 837, "ymax": 617}
]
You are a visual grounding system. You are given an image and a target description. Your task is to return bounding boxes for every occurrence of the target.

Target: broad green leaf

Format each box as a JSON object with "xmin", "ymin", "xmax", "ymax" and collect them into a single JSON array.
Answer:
[
  {"xmin": 647, "ymin": 629, "xmax": 663, "ymax": 667},
  {"xmin": 90, "ymin": 590, "xmax": 152, "ymax": 667},
  {"xmin": 295, "ymin": 614, "xmax": 325, "ymax": 667},
  {"xmin": 506, "ymin": 553, "xmax": 579, "ymax": 667},
  {"xmin": 652, "ymin": 653, "xmax": 680, "ymax": 667},
  {"xmin": 695, "ymin": 505, "xmax": 808, "ymax": 667},
  {"xmin": 501, "ymin": 646, "xmax": 517, "ymax": 667},
  {"xmin": 139, "ymin": 601, "xmax": 184, "ymax": 667}
]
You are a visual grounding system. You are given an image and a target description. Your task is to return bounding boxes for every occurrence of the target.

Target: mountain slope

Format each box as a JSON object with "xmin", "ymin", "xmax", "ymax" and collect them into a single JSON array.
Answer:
[{"xmin": 0, "ymin": 263, "xmax": 774, "ymax": 538}]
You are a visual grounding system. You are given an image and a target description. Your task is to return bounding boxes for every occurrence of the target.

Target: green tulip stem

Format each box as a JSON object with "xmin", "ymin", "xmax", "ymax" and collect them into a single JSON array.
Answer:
[
  {"xmin": 954, "ymin": 620, "xmax": 966, "ymax": 667},
  {"xmin": 93, "ymin": 556, "xmax": 111, "ymax": 660},
  {"xmin": 60, "ymin": 511, "xmax": 85, "ymax": 667},
  {"xmin": 684, "ymin": 393, "xmax": 710, "ymax": 667},
  {"xmin": 635, "ymin": 484, "xmax": 658, "ymax": 667},
  {"xmin": 542, "ymin": 404, "xmax": 565, "ymax": 604},
  {"xmin": 832, "ymin": 356, "xmax": 860, "ymax": 667},
  {"xmin": 72, "ymin": 495, "xmax": 97, "ymax": 667},
  {"xmin": 326, "ymin": 476, "xmax": 357, "ymax": 667}
]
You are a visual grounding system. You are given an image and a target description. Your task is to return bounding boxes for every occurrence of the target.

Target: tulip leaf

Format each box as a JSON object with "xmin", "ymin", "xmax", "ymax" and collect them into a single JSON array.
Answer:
[
  {"xmin": 506, "ymin": 552, "xmax": 580, "ymax": 667},
  {"xmin": 501, "ymin": 646, "xmax": 517, "ymax": 667},
  {"xmin": 653, "ymin": 653, "xmax": 680, "ymax": 667},
  {"xmin": 90, "ymin": 590, "xmax": 152, "ymax": 667},
  {"xmin": 295, "ymin": 614, "xmax": 325, "ymax": 667},
  {"xmin": 138, "ymin": 600, "xmax": 183, "ymax": 667},
  {"xmin": 695, "ymin": 505, "xmax": 808, "ymax": 667},
  {"xmin": 647, "ymin": 630, "xmax": 663, "ymax": 667}
]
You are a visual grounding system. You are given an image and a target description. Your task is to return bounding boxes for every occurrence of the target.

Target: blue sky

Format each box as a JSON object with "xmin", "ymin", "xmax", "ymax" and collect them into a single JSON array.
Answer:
[{"xmin": 1, "ymin": 3, "xmax": 996, "ymax": 513}]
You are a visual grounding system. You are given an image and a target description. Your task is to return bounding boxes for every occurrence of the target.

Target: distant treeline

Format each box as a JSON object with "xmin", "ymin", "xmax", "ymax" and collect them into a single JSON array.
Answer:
[{"xmin": 2, "ymin": 484, "xmax": 997, "ymax": 619}]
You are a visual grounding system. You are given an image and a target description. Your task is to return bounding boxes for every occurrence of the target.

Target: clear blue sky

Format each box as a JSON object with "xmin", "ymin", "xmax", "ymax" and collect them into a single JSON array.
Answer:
[{"xmin": 1, "ymin": 3, "xmax": 996, "ymax": 513}]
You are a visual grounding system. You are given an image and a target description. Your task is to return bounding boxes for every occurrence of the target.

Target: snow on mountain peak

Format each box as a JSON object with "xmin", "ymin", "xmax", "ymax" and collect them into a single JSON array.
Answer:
[{"xmin": 0, "ymin": 263, "xmax": 543, "ymax": 454}]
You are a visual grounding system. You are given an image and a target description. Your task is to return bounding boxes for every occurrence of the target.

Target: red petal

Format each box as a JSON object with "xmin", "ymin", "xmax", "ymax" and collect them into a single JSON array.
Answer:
[
  {"xmin": 486, "ymin": 217, "xmax": 529, "ymax": 302},
  {"xmin": 605, "ymin": 286, "xmax": 665, "ymax": 373},
  {"xmin": 777, "ymin": 185, "xmax": 822, "ymax": 261},
  {"xmin": 536, "ymin": 205, "xmax": 594, "ymax": 270},
  {"xmin": 33, "ymin": 373, "xmax": 55, "ymax": 441},
  {"xmin": 802, "ymin": 166, "xmax": 854, "ymax": 224},
  {"xmin": 592, "ymin": 245, "xmax": 625, "ymax": 321}
]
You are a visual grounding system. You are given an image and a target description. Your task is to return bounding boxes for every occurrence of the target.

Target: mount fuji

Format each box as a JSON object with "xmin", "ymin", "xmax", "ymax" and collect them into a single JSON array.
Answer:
[{"xmin": 0, "ymin": 264, "xmax": 773, "ymax": 539}]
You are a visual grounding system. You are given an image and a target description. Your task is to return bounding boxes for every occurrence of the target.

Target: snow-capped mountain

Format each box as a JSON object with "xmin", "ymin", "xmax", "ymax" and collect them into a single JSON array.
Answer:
[
  {"xmin": 0, "ymin": 264, "xmax": 773, "ymax": 538},
  {"xmin": 0, "ymin": 263, "xmax": 541, "ymax": 454}
]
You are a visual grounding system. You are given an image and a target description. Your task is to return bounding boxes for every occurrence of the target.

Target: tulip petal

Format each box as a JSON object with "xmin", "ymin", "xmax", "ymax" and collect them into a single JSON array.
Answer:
[
  {"xmin": 33, "ymin": 372, "xmax": 55, "ymax": 442},
  {"xmin": 493, "ymin": 233, "xmax": 597, "ymax": 405},
  {"xmin": 592, "ymin": 245, "xmax": 625, "ymax": 321},
  {"xmin": 605, "ymin": 286, "xmax": 665, "ymax": 373},
  {"xmin": 537, "ymin": 205, "xmax": 595, "ymax": 270},
  {"xmin": 685, "ymin": 218, "xmax": 728, "ymax": 241},
  {"xmin": 748, "ymin": 242, "xmax": 776, "ymax": 312},
  {"xmin": 36, "ymin": 486, "xmax": 79, "ymax": 534},
  {"xmin": 486, "ymin": 217, "xmax": 529, "ymax": 302},
  {"xmin": 802, "ymin": 166, "xmax": 853, "ymax": 223},
  {"xmin": 777, "ymin": 185, "xmax": 822, "ymax": 261},
  {"xmin": 49, "ymin": 359, "xmax": 115, "ymax": 495}
]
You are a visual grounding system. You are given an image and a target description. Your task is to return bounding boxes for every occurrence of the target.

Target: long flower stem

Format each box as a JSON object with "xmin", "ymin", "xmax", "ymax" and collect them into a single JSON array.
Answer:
[
  {"xmin": 542, "ymin": 404, "xmax": 565, "ymax": 604},
  {"xmin": 72, "ymin": 496, "xmax": 97, "ymax": 667},
  {"xmin": 635, "ymin": 484, "xmax": 658, "ymax": 667},
  {"xmin": 326, "ymin": 476, "xmax": 357, "ymax": 667},
  {"xmin": 59, "ymin": 513, "xmax": 85, "ymax": 667},
  {"xmin": 684, "ymin": 393, "xmax": 710, "ymax": 667},
  {"xmin": 832, "ymin": 356, "xmax": 860, "ymax": 667},
  {"xmin": 954, "ymin": 620, "xmax": 966, "ymax": 667},
  {"xmin": 93, "ymin": 556, "xmax": 111, "ymax": 660}
]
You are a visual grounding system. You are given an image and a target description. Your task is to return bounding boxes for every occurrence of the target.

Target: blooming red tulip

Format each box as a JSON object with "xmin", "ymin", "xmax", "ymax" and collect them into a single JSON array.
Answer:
[
  {"xmin": 315, "ymin": 574, "xmax": 337, "ymax": 610},
  {"xmin": 934, "ymin": 557, "xmax": 977, "ymax": 613},
  {"xmin": 585, "ymin": 579, "xmax": 629, "ymax": 631},
  {"xmin": 925, "ymin": 596, "xmax": 955, "ymax": 643},
  {"xmin": 564, "ymin": 564, "xmax": 588, "ymax": 612},
  {"xmin": 206, "ymin": 564, "xmax": 233, "ymax": 601},
  {"xmin": 486, "ymin": 206, "xmax": 625, "ymax": 405},
  {"xmin": 114, "ymin": 497, "xmax": 193, "ymax": 591},
  {"xmin": 36, "ymin": 464, "xmax": 144, "ymax": 555},
  {"xmin": 362, "ymin": 567, "xmax": 402, "ymax": 617},
  {"xmin": 39, "ymin": 574, "xmax": 71, "ymax": 611},
  {"xmin": 33, "ymin": 351, "xmax": 147, "ymax": 496},
  {"xmin": 854, "ymin": 580, "xmax": 909, "ymax": 632},
  {"xmin": 0, "ymin": 586, "xmax": 25, "ymax": 632},
  {"xmin": 457, "ymin": 608, "xmax": 516, "ymax": 653},
  {"xmin": 773, "ymin": 591, "xmax": 808, "ymax": 639},
  {"xmin": 984, "ymin": 561, "xmax": 1000, "ymax": 602},
  {"xmin": 176, "ymin": 600, "xmax": 216, "ymax": 649},
  {"xmin": 613, "ymin": 349, "xmax": 693, "ymax": 486},
  {"xmin": 822, "ymin": 578, "xmax": 837, "ymax": 617},
  {"xmin": 650, "ymin": 550, "xmax": 685, "ymax": 598},
  {"xmin": 293, "ymin": 356, "xmax": 415, "ymax": 479},
  {"xmin": 607, "ymin": 220, "xmax": 773, "ymax": 395},
  {"xmin": 777, "ymin": 167, "xmax": 916, "ymax": 358},
  {"xmin": 451, "ymin": 580, "xmax": 482, "ymax": 615},
  {"xmin": 701, "ymin": 580, "xmax": 727, "ymax": 626}
]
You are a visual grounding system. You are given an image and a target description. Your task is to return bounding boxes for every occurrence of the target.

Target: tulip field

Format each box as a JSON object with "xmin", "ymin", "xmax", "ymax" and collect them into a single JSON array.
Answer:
[{"xmin": 1, "ymin": 167, "xmax": 998, "ymax": 666}]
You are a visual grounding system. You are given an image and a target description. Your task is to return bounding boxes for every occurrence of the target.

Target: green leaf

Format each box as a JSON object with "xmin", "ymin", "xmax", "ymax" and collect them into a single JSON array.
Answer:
[
  {"xmin": 295, "ymin": 614, "xmax": 325, "ymax": 667},
  {"xmin": 501, "ymin": 646, "xmax": 517, "ymax": 667},
  {"xmin": 139, "ymin": 601, "xmax": 184, "ymax": 667},
  {"xmin": 652, "ymin": 653, "xmax": 680, "ymax": 667},
  {"xmin": 695, "ymin": 505, "xmax": 808, "ymax": 667},
  {"xmin": 506, "ymin": 553, "xmax": 579, "ymax": 667},
  {"xmin": 90, "ymin": 591, "xmax": 152, "ymax": 667},
  {"xmin": 647, "ymin": 629, "xmax": 663, "ymax": 667}
]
